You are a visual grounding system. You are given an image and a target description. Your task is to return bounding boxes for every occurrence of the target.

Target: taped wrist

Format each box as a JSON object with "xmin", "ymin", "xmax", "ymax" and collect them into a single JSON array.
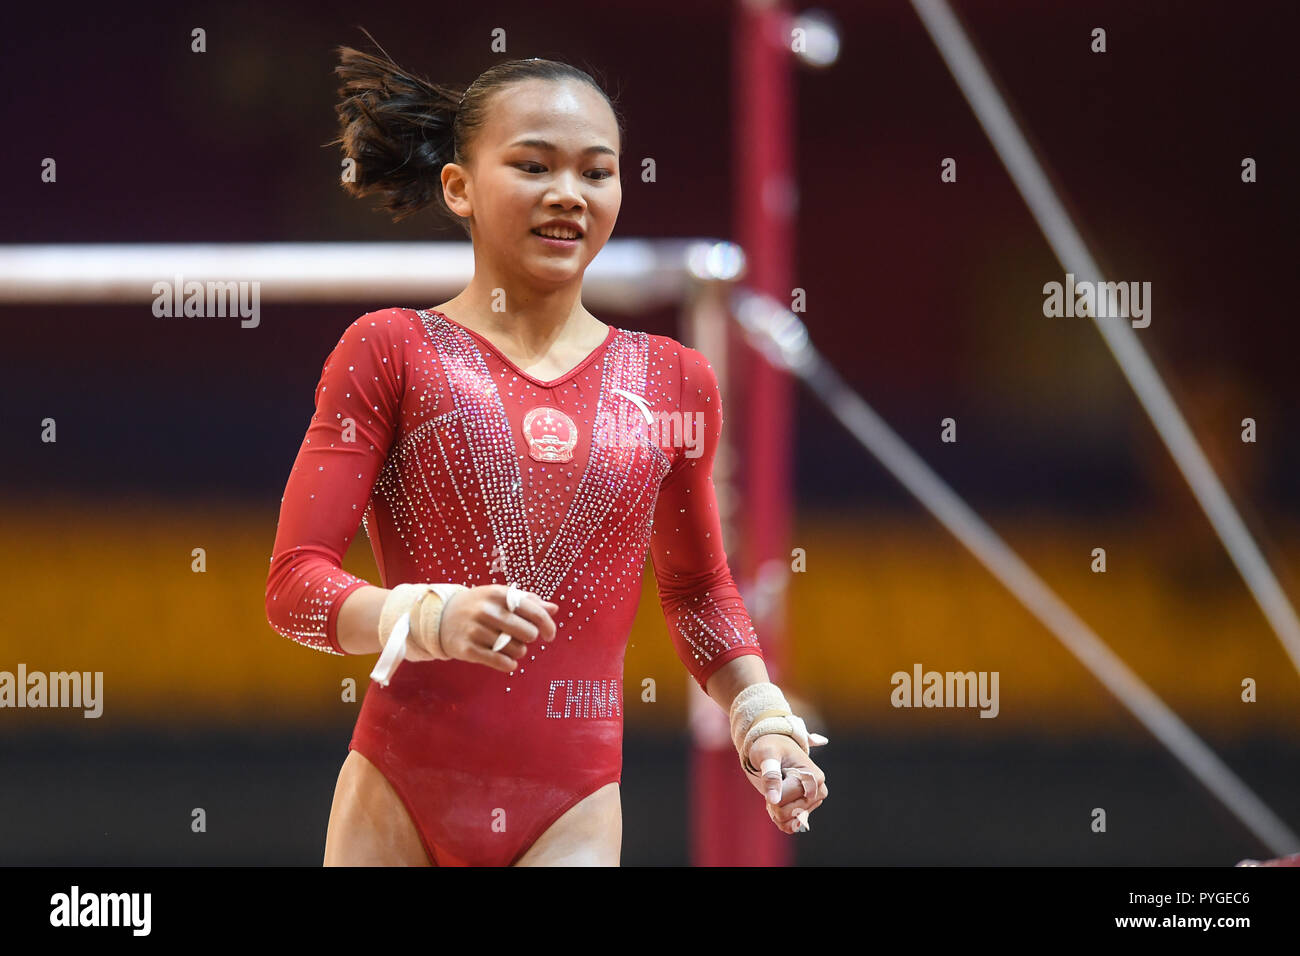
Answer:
[
  {"xmin": 372, "ymin": 583, "xmax": 467, "ymax": 686},
  {"xmin": 728, "ymin": 681, "xmax": 811, "ymax": 775}
]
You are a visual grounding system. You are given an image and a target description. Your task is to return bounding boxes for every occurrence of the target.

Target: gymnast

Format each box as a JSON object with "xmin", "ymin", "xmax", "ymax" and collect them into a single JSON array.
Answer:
[{"xmin": 264, "ymin": 34, "xmax": 828, "ymax": 866}]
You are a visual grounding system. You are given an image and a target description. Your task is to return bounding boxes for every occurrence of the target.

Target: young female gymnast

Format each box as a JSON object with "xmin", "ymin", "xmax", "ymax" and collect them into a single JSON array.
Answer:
[{"xmin": 265, "ymin": 35, "xmax": 828, "ymax": 866}]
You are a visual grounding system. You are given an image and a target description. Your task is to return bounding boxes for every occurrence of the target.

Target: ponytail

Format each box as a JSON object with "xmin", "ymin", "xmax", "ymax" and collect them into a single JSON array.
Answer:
[{"xmin": 329, "ymin": 29, "xmax": 463, "ymax": 223}]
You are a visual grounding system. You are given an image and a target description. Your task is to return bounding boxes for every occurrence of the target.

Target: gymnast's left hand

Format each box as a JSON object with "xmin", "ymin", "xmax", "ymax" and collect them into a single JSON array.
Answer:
[{"xmin": 745, "ymin": 734, "xmax": 828, "ymax": 834}]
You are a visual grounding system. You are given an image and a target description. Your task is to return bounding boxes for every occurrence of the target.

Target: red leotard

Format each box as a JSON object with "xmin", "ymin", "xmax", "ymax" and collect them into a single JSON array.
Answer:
[{"xmin": 265, "ymin": 308, "xmax": 765, "ymax": 865}]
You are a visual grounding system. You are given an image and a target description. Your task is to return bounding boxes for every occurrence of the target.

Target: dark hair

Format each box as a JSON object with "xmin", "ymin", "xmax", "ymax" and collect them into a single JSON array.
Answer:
[{"xmin": 328, "ymin": 29, "xmax": 625, "ymax": 235}]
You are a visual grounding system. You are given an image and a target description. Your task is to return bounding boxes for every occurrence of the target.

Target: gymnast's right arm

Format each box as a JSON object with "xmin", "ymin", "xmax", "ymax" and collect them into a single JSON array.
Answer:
[
  {"xmin": 265, "ymin": 312, "xmax": 403, "ymax": 656},
  {"xmin": 264, "ymin": 311, "xmax": 557, "ymax": 665}
]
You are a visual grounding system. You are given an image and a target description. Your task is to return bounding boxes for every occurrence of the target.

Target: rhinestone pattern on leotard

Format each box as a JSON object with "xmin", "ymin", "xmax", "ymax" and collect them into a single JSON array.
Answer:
[
  {"xmin": 264, "ymin": 307, "xmax": 766, "ymax": 867},
  {"xmin": 265, "ymin": 307, "xmax": 764, "ymax": 692}
]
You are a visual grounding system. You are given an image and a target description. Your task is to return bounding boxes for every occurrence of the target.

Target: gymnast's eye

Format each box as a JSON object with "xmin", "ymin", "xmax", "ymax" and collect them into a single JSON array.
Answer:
[{"xmin": 515, "ymin": 162, "xmax": 613, "ymax": 181}]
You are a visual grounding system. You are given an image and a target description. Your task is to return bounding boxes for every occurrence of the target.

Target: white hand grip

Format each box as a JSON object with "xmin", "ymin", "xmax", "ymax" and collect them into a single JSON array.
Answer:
[{"xmin": 370, "ymin": 609, "xmax": 411, "ymax": 687}]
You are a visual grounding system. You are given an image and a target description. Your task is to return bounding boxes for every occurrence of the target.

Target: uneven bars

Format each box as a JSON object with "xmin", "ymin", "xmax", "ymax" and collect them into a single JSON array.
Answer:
[
  {"xmin": 0, "ymin": 240, "xmax": 701, "ymax": 312},
  {"xmin": 909, "ymin": 0, "xmax": 1300, "ymax": 679},
  {"xmin": 731, "ymin": 286, "xmax": 1298, "ymax": 856}
]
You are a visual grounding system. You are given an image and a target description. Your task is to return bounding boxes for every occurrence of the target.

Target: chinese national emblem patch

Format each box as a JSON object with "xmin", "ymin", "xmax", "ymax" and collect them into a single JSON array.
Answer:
[{"xmin": 522, "ymin": 406, "xmax": 578, "ymax": 463}]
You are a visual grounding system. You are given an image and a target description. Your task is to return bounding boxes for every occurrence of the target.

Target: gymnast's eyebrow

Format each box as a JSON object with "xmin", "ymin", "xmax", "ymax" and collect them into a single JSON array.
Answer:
[{"xmin": 508, "ymin": 137, "xmax": 617, "ymax": 157}]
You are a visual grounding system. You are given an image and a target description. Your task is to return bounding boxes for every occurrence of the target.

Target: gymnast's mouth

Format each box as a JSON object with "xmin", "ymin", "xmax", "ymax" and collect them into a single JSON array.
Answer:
[
  {"xmin": 530, "ymin": 229, "xmax": 581, "ymax": 242},
  {"xmin": 531, "ymin": 221, "xmax": 584, "ymax": 240}
]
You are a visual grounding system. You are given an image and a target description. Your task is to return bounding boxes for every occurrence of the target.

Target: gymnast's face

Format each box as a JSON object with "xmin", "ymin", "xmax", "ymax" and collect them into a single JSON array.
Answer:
[{"xmin": 455, "ymin": 79, "xmax": 621, "ymax": 287}]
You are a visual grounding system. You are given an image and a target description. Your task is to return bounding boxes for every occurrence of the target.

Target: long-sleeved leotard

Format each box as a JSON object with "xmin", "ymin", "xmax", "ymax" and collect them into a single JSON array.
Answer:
[{"xmin": 265, "ymin": 307, "xmax": 764, "ymax": 866}]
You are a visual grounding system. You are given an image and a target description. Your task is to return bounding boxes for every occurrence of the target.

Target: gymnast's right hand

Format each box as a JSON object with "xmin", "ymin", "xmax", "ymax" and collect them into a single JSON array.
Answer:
[{"xmin": 419, "ymin": 585, "xmax": 559, "ymax": 673}]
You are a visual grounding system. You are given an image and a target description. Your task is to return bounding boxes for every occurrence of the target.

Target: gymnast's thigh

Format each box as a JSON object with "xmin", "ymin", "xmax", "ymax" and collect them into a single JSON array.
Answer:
[
  {"xmin": 323, "ymin": 750, "xmax": 434, "ymax": 867},
  {"xmin": 513, "ymin": 781, "xmax": 622, "ymax": 867}
]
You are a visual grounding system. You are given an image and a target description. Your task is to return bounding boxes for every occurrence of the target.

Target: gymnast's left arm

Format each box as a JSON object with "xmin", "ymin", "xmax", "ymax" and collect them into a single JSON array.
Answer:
[
  {"xmin": 705, "ymin": 656, "xmax": 829, "ymax": 833},
  {"xmin": 648, "ymin": 344, "xmax": 828, "ymax": 834}
]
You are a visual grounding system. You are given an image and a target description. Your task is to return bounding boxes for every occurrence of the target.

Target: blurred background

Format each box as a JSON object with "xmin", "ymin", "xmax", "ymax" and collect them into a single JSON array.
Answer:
[{"xmin": 2, "ymin": 0, "xmax": 1298, "ymax": 864}]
